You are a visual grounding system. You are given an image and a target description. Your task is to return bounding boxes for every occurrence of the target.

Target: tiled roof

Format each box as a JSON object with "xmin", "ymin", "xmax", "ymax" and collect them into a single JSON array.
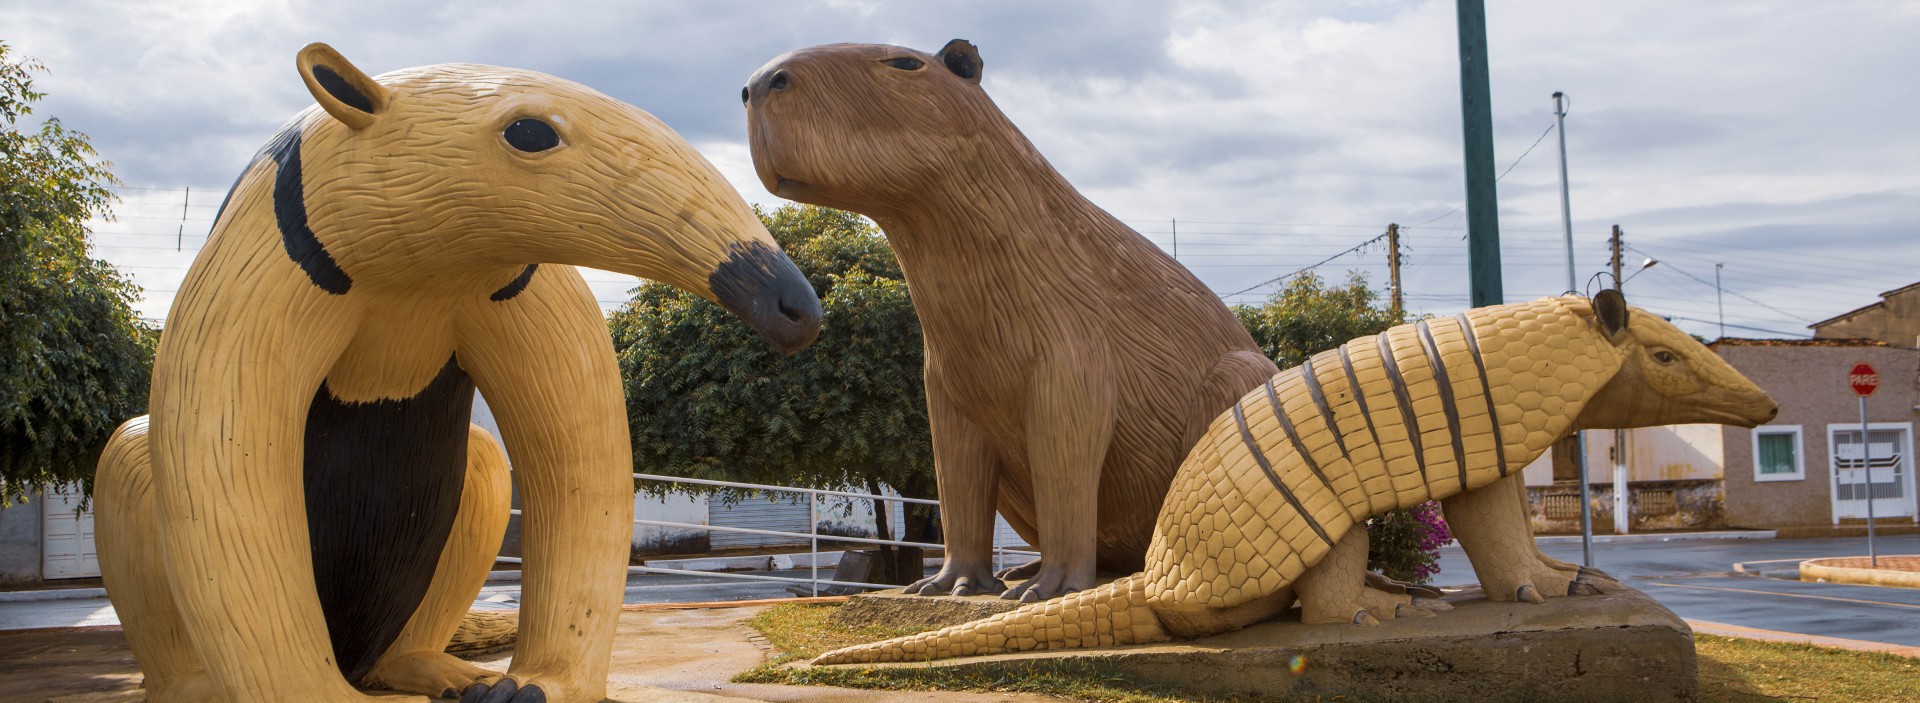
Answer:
[{"xmin": 1709, "ymin": 337, "xmax": 1892, "ymax": 348}]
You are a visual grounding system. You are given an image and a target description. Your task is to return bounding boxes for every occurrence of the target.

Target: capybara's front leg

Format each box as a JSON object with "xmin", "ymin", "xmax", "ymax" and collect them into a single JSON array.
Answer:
[
  {"xmin": 453, "ymin": 272, "xmax": 628, "ymax": 703},
  {"xmin": 908, "ymin": 373, "xmax": 1008, "ymax": 597},
  {"xmin": 1003, "ymin": 356, "xmax": 1117, "ymax": 603}
]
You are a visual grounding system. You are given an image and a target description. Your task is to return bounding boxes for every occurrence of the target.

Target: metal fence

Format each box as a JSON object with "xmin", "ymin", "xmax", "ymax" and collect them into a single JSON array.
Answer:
[{"xmin": 502, "ymin": 472, "xmax": 1039, "ymax": 597}]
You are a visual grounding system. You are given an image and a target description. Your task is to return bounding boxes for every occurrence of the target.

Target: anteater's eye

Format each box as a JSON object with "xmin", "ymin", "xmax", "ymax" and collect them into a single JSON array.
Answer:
[
  {"xmin": 1652, "ymin": 350, "xmax": 1679, "ymax": 364},
  {"xmin": 504, "ymin": 118, "xmax": 560, "ymax": 153},
  {"xmin": 885, "ymin": 57, "xmax": 923, "ymax": 71}
]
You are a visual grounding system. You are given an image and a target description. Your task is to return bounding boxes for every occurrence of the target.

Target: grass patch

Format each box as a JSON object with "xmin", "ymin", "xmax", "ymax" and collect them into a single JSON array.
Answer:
[{"xmin": 738, "ymin": 603, "xmax": 1920, "ymax": 703}]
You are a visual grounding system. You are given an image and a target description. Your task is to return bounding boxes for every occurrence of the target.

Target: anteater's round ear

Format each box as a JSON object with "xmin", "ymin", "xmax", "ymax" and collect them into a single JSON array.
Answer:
[
  {"xmin": 1595, "ymin": 289, "xmax": 1630, "ymax": 343},
  {"xmin": 296, "ymin": 43, "xmax": 392, "ymax": 130},
  {"xmin": 936, "ymin": 39, "xmax": 983, "ymax": 84}
]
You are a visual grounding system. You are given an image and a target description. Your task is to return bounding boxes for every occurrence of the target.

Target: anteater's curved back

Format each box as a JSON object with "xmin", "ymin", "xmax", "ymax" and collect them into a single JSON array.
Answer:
[{"xmin": 1144, "ymin": 296, "xmax": 1620, "ymax": 611}]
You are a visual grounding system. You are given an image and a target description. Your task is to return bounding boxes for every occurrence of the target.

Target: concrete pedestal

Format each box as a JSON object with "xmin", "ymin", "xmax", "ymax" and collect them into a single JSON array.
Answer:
[{"xmin": 822, "ymin": 585, "xmax": 1698, "ymax": 703}]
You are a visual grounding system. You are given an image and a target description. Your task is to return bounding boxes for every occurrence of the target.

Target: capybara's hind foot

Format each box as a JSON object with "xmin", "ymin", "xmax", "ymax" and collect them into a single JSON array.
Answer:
[
  {"xmin": 908, "ymin": 560, "xmax": 1007, "ymax": 597},
  {"xmin": 995, "ymin": 558, "xmax": 1042, "ymax": 581}
]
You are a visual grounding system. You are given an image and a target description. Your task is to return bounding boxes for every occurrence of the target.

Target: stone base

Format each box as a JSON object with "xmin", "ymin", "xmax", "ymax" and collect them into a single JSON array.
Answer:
[{"xmin": 815, "ymin": 585, "xmax": 1698, "ymax": 703}]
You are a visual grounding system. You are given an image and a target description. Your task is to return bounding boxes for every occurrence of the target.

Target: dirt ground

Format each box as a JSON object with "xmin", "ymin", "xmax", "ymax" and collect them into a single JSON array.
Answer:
[{"xmin": 0, "ymin": 606, "xmax": 1066, "ymax": 703}]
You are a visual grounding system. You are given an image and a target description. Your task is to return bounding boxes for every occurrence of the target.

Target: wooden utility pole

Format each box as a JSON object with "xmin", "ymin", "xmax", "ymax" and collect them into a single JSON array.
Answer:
[
  {"xmin": 1610, "ymin": 224, "xmax": 1624, "ymax": 286},
  {"xmin": 1386, "ymin": 223, "xmax": 1403, "ymax": 316}
]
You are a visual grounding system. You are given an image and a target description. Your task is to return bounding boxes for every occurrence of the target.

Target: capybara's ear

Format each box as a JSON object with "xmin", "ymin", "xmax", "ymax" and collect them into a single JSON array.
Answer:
[
  {"xmin": 936, "ymin": 39, "xmax": 983, "ymax": 84},
  {"xmin": 296, "ymin": 43, "xmax": 392, "ymax": 130},
  {"xmin": 1594, "ymin": 288, "xmax": 1630, "ymax": 343}
]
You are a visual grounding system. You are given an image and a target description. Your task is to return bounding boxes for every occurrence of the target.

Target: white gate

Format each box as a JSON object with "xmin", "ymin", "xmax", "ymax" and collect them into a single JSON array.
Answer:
[
  {"xmin": 1829, "ymin": 424, "xmax": 1918, "ymax": 522},
  {"xmin": 41, "ymin": 485, "xmax": 100, "ymax": 579},
  {"xmin": 708, "ymin": 493, "xmax": 812, "ymax": 550}
]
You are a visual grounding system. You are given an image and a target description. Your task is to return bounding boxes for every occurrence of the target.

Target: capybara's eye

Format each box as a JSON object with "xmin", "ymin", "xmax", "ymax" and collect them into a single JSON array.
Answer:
[
  {"xmin": 504, "ymin": 118, "xmax": 560, "ymax": 153},
  {"xmin": 885, "ymin": 57, "xmax": 923, "ymax": 71}
]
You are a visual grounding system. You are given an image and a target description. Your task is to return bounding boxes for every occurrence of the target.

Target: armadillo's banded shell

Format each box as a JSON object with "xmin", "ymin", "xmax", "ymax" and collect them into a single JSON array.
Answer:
[{"xmin": 1142, "ymin": 296, "xmax": 1619, "ymax": 612}]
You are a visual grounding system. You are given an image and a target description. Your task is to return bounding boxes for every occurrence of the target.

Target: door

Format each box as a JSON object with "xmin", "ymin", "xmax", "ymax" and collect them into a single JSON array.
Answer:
[
  {"xmin": 1830, "ymin": 425, "xmax": 1917, "ymax": 522},
  {"xmin": 41, "ymin": 485, "xmax": 100, "ymax": 579}
]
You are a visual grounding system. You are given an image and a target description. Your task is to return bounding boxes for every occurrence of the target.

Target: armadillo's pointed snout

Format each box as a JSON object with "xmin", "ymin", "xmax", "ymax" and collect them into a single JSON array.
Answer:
[{"xmin": 709, "ymin": 242, "xmax": 822, "ymax": 355}]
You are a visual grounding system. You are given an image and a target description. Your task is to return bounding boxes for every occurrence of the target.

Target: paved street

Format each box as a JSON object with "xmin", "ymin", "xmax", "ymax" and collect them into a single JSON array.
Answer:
[
  {"xmin": 1430, "ymin": 533, "xmax": 1920, "ymax": 647},
  {"xmin": 5, "ymin": 535, "xmax": 1917, "ymax": 649}
]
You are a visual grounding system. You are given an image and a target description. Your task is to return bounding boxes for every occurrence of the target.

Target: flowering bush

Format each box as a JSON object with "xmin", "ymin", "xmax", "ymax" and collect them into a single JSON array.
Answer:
[{"xmin": 1364, "ymin": 501, "xmax": 1455, "ymax": 584}]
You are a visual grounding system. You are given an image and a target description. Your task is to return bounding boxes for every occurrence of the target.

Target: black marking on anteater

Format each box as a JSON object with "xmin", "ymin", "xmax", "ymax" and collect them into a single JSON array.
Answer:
[
  {"xmin": 1455, "ymin": 313, "xmax": 1510, "ymax": 477},
  {"xmin": 491, "ymin": 264, "xmax": 539, "ymax": 301},
  {"xmin": 260, "ymin": 125, "xmax": 354, "ymax": 294},
  {"xmin": 1416, "ymin": 319, "xmax": 1471, "ymax": 493},
  {"xmin": 1233, "ymin": 397, "xmax": 1332, "ymax": 546},
  {"xmin": 310, "ymin": 65, "xmax": 376, "ymax": 114},
  {"xmin": 304, "ymin": 355, "xmax": 474, "ymax": 682}
]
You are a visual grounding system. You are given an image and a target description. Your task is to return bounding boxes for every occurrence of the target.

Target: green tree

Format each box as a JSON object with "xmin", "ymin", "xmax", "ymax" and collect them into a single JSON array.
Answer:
[
  {"xmin": 0, "ymin": 41, "xmax": 155, "ymax": 505},
  {"xmin": 611, "ymin": 204, "xmax": 933, "ymax": 583},
  {"xmin": 1233, "ymin": 270, "xmax": 1454, "ymax": 584}
]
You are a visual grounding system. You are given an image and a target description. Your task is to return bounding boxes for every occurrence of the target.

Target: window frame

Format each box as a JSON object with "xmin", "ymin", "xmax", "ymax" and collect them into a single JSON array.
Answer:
[{"xmin": 1751, "ymin": 425, "xmax": 1805, "ymax": 482}]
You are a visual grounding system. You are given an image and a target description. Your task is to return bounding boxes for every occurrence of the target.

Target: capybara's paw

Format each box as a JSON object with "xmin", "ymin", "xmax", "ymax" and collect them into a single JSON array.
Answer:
[
  {"xmin": 368, "ymin": 651, "xmax": 500, "ymax": 699},
  {"xmin": 459, "ymin": 677, "xmax": 545, "ymax": 703},
  {"xmin": 908, "ymin": 562, "xmax": 1007, "ymax": 597},
  {"xmin": 1000, "ymin": 565, "xmax": 1095, "ymax": 603},
  {"xmin": 994, "ymin": 559, "xmax": 1043, "ymax": 581}
]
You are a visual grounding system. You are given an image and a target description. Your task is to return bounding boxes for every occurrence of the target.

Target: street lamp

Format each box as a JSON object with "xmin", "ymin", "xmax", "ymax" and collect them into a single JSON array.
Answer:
[{"xmin": 1622, "ymin": 258, "xmax": 1658, "ymax": 286}]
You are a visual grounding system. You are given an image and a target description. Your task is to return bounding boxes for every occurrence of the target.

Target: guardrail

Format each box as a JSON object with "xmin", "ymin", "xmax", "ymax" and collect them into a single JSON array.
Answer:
[{"xmin": 503, "ymin": 472, "xmax": 1039, "ymax": 597}]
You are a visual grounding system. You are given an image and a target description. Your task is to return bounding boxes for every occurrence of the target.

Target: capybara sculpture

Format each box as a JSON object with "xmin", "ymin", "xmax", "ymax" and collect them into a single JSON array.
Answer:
[
  {"xmin": 93, "ymin": 43, "xmax": 820, "ymax": 703},
  {"xmin": 815, "ymin": 293, "xmax": 1778, "ymax": 664},
  {"xmin": 744, "ymin": 39, "xmax": 1282, "ymax": 602}
]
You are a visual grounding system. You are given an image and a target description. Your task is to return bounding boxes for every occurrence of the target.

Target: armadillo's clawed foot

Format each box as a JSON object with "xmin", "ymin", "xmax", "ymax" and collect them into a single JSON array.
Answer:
[
  {"xmin": 1516, "ymin": 584, "xmax": 1546, "ymax": 604},
  {"xmin": 1411, "ymin": 597, "xmax": 1453, "ymax": 612},
  {"xmin": 1364, "ymin": 571, "xmax": 1445, "ymax": 599},
  {"xmin": 1352, "ymin": 609, "xmax": 1381, "ymax": 626},
  {"xmin": 1567, "ymin": 567, "xmax": 1624, "ymax": 596}
]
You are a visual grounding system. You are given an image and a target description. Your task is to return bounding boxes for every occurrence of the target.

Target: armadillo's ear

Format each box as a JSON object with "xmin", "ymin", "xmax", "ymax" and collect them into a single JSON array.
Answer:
[
  {"xmin": 936, "ymin": 39, "xmax": 984, "ymax": 84},
  {"xmin": 296, "ymin": 43, "xmax": 392, "ymax": 131},
  {"xmin": 1595, "ymin": 289, "xmax": 1630, "ymax": 343}
]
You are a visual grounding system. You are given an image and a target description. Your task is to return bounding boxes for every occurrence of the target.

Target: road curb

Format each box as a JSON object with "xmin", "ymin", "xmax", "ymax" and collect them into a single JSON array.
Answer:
[
  {"xmin": 1689, "ymin": 619, "xmax": 1920, "ymax": 658},
  {"xmin": 1534, "ymin": 530, "xmax": 1775, "ymax": 544},
  {"xmin": 1799, "ymin": 555, "xmax": 1920, "ymax": 589}
]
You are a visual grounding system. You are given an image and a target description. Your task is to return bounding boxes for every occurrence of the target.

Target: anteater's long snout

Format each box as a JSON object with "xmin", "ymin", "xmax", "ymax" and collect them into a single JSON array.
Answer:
[{"xmin": 709, "ymin": 243, "xmax": 822, "ymax": 354}]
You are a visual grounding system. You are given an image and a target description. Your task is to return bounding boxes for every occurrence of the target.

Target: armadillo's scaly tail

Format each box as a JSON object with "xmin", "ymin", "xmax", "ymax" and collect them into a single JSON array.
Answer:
[{"xmin": 812, "ymin": 573, "xmax": 1168, "ymax": 665}]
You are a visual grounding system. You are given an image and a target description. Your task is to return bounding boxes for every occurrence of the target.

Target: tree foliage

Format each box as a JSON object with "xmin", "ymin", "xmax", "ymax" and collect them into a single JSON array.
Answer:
[
  {"xmin": 0, "ymin": 41, "xmax": 155, "ymax": 504},
  {"xmin": 1234, "ymin": 270, "xmax": 1454, "ymax": 583},
  {"xmin": 611, "ymin": 204, "xmax": 933, "ymax": 580}
]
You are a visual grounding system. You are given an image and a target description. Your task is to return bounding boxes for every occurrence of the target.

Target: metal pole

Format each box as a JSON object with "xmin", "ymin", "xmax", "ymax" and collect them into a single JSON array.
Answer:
[
  {"xmin": 1457, "ymin": 0, "xmax": 1503, "ymax": 308},
  {"xmin": 1610, "ymin": 225, "xmax": 1629, "ymax": 536},
  {"xmin": 1387, "ymin": 223, "xmax": 1403, "ymax": 315},
  {"xmin": 1171, "ymin": 218, "xmax": 1178, "ymax": 261},
  {"xmin": 1715, "ymin": 263, "xmax": 1726, "ymax": 339},
  {"xmin": 1553, "ymin": 90, "xmax": 1595, "ymax": 563},
  {"xmin": 1861, "ymin": 396, "xmax": 1877, "ymax": 567},
  {"xmin": 809, "ymin": 494, "xmax": 820, "ymax": 596}
]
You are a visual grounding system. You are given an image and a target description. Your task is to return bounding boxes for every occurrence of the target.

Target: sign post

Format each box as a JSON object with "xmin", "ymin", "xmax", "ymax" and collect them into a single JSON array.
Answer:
[{"xmin": 1849, "ymin": 361, "xmax": 1879, "ymax": 566}]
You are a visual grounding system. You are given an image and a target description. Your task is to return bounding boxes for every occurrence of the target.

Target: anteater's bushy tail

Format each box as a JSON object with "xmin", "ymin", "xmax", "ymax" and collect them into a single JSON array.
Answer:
[{"xmin": 812, "ymin": 573, "xmax": 1169, "ymax": 665}]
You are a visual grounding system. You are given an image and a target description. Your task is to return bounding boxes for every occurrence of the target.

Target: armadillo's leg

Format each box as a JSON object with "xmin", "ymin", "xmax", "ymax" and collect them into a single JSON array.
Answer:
[
  {"xmin": 1296, "ymin": 528, "xmax": 1451, "ymax": 625},
  {"xmin": 908, "ymin": 372, "xmax": 1008, "ymax": 597},
  {"xmin": 1003, "ymin": 357, "xmax": 1118, "ymax": 602},
  {"xmin": 364, "ymin": 425, "xmax": 512, "ymax": 698},
  {"xmin": 95, "ymin": 418, "xmax": 217, "ymax": 703},
  {"xmin": 1443, "ymin": 474, "xmax": 1616, "ymax": 602}
]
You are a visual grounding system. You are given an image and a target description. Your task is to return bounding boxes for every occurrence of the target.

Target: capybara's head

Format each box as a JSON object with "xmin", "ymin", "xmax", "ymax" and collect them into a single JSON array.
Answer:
[
  {"xmin": 743, "ymin": 39, "xmax": 1005, "ymax": 214},
  {"xmin": 284, "ymin": 43, "xmax": 819, "ymax": 353},
  {"xmin": 1575, "ymin": 290, "xmax": 1778, "ymax": 430}
]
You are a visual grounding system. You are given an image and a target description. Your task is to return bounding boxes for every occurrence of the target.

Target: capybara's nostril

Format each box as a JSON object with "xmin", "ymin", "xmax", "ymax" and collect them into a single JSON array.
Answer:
[
  {"xmin": 770, "ymin": 70, "xmax": 790, "ymax": 91},
  {"xmin": 741, "ymin": 85, "xmax": 750, "ymax": 104}
]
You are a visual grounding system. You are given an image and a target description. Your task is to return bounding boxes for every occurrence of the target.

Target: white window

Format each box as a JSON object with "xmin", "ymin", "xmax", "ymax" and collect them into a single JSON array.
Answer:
[{"xmin": 1752, "ymin": 426, "xmax": 1804, "ymax": 482}]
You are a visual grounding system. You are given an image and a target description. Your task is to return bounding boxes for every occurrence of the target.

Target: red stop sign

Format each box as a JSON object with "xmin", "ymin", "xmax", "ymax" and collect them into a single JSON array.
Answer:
[{"xmin": 1850, "ymin": 362, "xmax": 1879, "ymax": 397}]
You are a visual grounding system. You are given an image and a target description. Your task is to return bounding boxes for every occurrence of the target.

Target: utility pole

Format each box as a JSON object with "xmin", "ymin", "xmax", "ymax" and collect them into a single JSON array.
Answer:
[
  {"xmin": 1387, "ymin": 223, "xmax": 1404, "ymax": 316},
  {"xmin": 1610, "ymin": 225, "xmax": 1630, "ymax": 536},
  {"xmin": 1456, "ymin": 0, "xmax": 1502, "ymax": 308},
  {"xmin": 1552, "ymin": 90, "xmax": 1595, "ymax": 565},
  {"xmin": 176, "ymin": 187, "xmax": 190, "ymax": 252},
  {"xmin": 1715, "ymin": 263, "xmax": 1726, "ymax": 339},
  {"xmin": 1171, "ymin": 218, "xmax": 1178, "ymax": 262}
]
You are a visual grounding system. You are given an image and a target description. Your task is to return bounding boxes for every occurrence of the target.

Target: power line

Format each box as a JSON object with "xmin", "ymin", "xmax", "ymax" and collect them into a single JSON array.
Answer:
[
  {"xmin": 1623, "ymin": 244, "xmax": 1816, "ymax": 323},
  {"xmin": 1219, "ymin": 231, "xmax": 1391, "ymax": 298}
]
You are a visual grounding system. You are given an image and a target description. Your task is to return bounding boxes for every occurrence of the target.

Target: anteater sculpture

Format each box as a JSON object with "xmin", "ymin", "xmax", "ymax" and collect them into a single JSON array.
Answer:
[
  {"xmin": 745, "ymin": 39, "xmax": 1283, "ymax": 602},
  {"xmin": 815, "ymin": 293, "xmax": 1777, "ymax": 664},
  {"xmin": 93, "ymin": 44, "xmax": 821, "ymax": 703}
]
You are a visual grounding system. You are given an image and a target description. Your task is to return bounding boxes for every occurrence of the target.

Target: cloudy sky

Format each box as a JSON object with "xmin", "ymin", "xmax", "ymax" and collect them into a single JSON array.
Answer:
[{"xmin": 8, "ymin": 0, "xmax": 1918, "ymax": 340}]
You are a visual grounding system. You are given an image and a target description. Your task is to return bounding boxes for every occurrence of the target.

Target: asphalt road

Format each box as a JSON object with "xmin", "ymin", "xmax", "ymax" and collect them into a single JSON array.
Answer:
[{"xmin": 4, "ymin": 534, "xmax": 1915, "ymax": 647}]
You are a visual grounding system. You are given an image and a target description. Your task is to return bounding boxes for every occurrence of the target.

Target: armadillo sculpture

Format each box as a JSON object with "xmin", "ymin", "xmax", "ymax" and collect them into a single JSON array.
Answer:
[{"xmin": 817, "ymin": 292, "xmax": 1777, "ymax": 664}]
